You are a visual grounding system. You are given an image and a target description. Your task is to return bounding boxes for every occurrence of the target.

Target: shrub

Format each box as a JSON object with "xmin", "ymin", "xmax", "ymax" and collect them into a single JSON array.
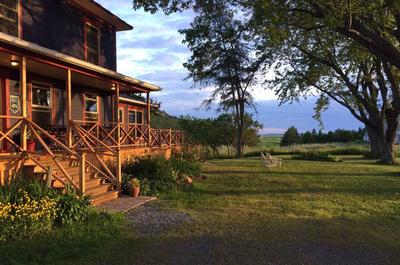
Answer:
[
  {"xmin": 122, "ymin": 156, "xmax": 177, "ymax": 196},
  {"xmin": 54, "ymin": 186, "xmax": 92, "ymax": 226},
  {"xmin": 0, "ymin": 177, "xmax": 93, "ymax": 241},
  {"xmin": 121, "ymin": 155, "xmax": 201, "ymax": 196},
  {"xmin": 292, "ymin": 151, "xmax": 343, "ymax": 162},
  {"xmin": 169, "ymin": 157, "xmax": 201, "ymax": 178},
  {"xmin": 0, "ymin": 191, "xmax": 57, "ymax": 241}
]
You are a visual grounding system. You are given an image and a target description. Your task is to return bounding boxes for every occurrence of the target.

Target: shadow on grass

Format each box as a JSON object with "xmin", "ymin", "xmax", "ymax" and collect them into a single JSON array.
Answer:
[
  {"xmin": 131, "ymin": 219, "xmax": 399, "ymax": 265},
  {"xmin": 203, "ymin": 170, "xmax": 400, "ymax": 178}
]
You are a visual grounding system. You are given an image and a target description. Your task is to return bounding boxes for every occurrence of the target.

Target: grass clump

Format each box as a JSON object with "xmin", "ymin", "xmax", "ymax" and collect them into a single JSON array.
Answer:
[{"xmin": 292, "ymin": 151, "xmax": 343, "ymax": 162}]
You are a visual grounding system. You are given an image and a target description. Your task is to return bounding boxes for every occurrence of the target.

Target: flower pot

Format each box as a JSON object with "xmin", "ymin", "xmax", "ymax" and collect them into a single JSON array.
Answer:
[
  {"xmin": 131, "ymin": 187, "xmax": 140, "ymax": 197},
  {"xmin": 186, "ymin": 176, "xmax": 193, "ymax": 185},
  {"xmin": 27, "ymin": 141, "xmax": 36, "ymax": 152}
]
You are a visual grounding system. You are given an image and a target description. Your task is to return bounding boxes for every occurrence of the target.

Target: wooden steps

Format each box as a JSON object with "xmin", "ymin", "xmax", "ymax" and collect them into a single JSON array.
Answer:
[
  {"xmin": 91, "ymin": 190, "xmax": 119, "ymax": 206},
  {"xmin": 28, "ymin": 154, "xmax": 119, "ymax": 205}
]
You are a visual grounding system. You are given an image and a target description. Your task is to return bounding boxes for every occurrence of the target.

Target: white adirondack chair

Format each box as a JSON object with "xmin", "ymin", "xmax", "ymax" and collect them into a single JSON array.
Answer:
[{"xmin": 261, "ymin": 152, "xmax": 282, "ymax": 168}]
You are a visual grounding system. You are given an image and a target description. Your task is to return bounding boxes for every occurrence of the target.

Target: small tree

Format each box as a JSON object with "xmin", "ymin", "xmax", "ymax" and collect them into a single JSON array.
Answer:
[{"xmin": 280, "ymin": 126, "xmax": 300, "ymax": 146}]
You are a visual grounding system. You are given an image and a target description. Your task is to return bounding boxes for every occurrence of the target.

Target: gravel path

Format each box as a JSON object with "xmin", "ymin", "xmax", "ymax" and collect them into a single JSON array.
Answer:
[{"xmin": 126, "ymin": 202, "xmax": 192, "ymax": 236}]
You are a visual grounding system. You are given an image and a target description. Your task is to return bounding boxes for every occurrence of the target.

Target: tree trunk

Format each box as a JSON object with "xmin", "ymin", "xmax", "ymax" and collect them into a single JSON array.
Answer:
[
  {"xmin": 379, "ymin": 140, "xmax": 396, "ymax": 164},
  {"xmin": 236, "ymin": 102, "xmax": 245, "ymax": 158},
  {"xmin": 365, "ymin": 125, "xmax": 383, "ymax": 158},
  {"xmin": 378, "ymin": 112, "xmax": 398, "ymax": 164}
]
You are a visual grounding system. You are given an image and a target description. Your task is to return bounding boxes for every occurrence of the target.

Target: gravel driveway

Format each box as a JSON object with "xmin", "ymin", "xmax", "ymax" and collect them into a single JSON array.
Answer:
[{"xmin": 126, "ymin": 202, "xmax": 192, "ymax": 237}]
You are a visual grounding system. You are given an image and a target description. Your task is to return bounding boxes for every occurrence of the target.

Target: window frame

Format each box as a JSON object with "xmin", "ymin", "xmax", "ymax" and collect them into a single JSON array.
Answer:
[
  {"xmin": 136, "ymin": 110, "xmax": 144, "ymax": 125},
  {"xmin": 118, "ymin": 107, "xmax": 124, "ymax": 123},
  {"xmin": 0, "ymin": 0, "xmax": 20, "ymax": 37},
  {"xmin": 128, "ymin": 109, "xmax": 144, "ymax": 125},
  {"xmin": 128, "ymin": 109, "xmax": 136, "ymax": 125},
  {"xmin": 84, "ymin": 94, "xmax": 99, "ymax": 121},
  {"xmin": 31, "ymin": 82, "xmax": 52, "ymax": 111},
  {"xmin": 84, "ymin": 21, "xmax": 100, "ymax": 65}
]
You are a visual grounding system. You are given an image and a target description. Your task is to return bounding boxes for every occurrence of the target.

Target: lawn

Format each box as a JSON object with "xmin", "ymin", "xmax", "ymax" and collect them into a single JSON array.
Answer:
[{"xmin": 1, "ymin": 156, "xmax": 400, "ymax": 264}]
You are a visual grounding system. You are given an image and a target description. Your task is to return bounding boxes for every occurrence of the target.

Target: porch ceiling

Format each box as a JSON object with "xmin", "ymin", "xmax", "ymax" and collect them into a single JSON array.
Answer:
[
  {"xmin": 0, "ymin": 32, "xmax": 161, "ymax": 93},
  {"xmin": 0, "ymin": 48, "xmax": 144, "ymax": 93}
]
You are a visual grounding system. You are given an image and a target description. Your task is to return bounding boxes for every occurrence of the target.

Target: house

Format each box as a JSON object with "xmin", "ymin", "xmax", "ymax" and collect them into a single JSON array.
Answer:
[{"xmin": 0, "ymin": 0, "xmax": 184, "ymax": 204}]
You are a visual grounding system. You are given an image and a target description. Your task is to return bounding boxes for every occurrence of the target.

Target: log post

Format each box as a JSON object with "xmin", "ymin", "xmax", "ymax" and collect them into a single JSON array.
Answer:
[
  {"xmin": 114, "ymin": 83, "xmax": 122, "ymax": 192},
  {"xmin": 79, "ymin": 153, "xmax": 86, "ymax": 195},
  {"xmin": 66, "ymin": 69, "xmax": 72, "ymax": 148},
  {"xmin": 20, "ymin": 56, "xmax": 27, "ymax": 151},
  {"xmin": 169, "ymin": 128, "xmax": 172, "ymax": 148},
  {"xmin": 116, "ymin": 150, "xmax": 122, "ymax": 192},
  {"xmin": 146, "ymin": 92, "xmax": 151, "ymax": 125}
]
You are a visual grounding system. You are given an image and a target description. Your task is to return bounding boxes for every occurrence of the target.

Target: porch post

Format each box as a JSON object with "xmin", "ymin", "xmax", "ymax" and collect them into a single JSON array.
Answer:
[
  {"xmin": 20, "ymin": 56, "xmax": 27, "ymax": 151},
  {"xmin": 114, "ymin": 83, "xmax": 122, "ymax": 192},
  {"xmin": 146, "ymin": 92, "xmax": 151, "ymax": 125},
  {"xmin": 66, "ymin": 69, "xmax": 72, "ymax": 148},
  {"xmin": 79, "ymin": 153, "xmax": 86, "ymax": 195}
]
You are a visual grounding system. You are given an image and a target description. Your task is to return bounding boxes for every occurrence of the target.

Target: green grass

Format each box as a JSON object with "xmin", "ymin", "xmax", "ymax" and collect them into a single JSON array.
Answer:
[
  {"xmin": 1, "ymin": 156, "xmax": 400, "ymax": 264},
  {"xmin": 259, "ymin": 134, "xmax": 282, "ymax": 148}
]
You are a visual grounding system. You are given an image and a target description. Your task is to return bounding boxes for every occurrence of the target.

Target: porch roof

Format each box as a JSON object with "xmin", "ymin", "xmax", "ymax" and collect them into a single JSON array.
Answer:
[
  {"xmin": 0, "ymin": 32, "xmax": 161, "ymax": 93},
  {"xmin": 119, "ymin": 96, "xmax": 161, "ymax": 108}
]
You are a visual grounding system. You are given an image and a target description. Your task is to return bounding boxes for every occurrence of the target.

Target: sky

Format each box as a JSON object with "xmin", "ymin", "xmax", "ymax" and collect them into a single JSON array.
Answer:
[{"xmin": 96, "ymin": 0, "xmax": 363, "ymax": 134}]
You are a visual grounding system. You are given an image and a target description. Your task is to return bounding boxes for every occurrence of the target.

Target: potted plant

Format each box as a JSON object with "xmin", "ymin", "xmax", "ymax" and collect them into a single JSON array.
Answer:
[
  {"xmin": 26, "ymin": 130, "xmax": 36, "ymax": 152},
  {"xmin": 128, "ymin": 178, "xmax": 141, "ymax": 197}
]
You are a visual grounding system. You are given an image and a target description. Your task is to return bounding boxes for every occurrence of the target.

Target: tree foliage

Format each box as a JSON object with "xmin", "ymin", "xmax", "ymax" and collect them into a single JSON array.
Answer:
[
  {"xmin": 179, "ymin": 114, "xmax": 262, "ymax": 158},
  {"xmin": 280, "ymin": 126, "xmax": 300, "ymax": 147}
]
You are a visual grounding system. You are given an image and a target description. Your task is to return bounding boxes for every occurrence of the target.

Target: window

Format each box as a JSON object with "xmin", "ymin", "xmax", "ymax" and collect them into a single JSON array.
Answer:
[
  {"xmin": 128, "ymin": 110, "xmax": 143, "ymax": 125},
  {"xmin": 128, "ymin": 110, "xmax": 136, "ymax": 124},
  {"xmin": 118, "ymin": 108, "xmax": 124, "ymax": 123},
  {"xmin": 84, "ymin": 94, "xmax": 98, "ymax": 121},
  {"xmin": 0, "ymin": 0, "xmax": 19, "ymax": 37},
  {"xmin": 84, "ymin": 23, "xmax": 100, "ymax": 65},
  {"xmin": 137, "ymin": 111, "xmax": 143, "ymax": 124},
  {"xmin": 32, "ymin": 84, "xmax": 51, "ymax": 109}
]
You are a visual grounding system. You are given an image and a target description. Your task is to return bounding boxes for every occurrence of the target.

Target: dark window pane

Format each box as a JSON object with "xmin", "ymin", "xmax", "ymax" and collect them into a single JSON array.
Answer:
[
  {"xmin": 87, "ymin": 51, "xmax": 99, "ymax": 65},
  {"xmin": 32, "ymin": 85, "xmax": 51, "ymax": 108},
  {"xmin": 85, "ymin": 113, "xmax": 98, "ymax": 121},
  {"xmin": 119, "ymin": 109, "xmax": 123, "ymax": 123},
  {"xmin": 2, "ymin": 0, "xmax": 18, "ymax": 10},
  {"xmin": 128, "ymin": 111, "xmax": 136, "ymax": 124},
  {"xmin": 0, "ymin": 0, "xmax": 18, "ymax": 37},
  {"xmin": 85, "ymin": 95, "xmax": 98, "ymax": 113},
  {"xmin": 85, "ymin": 23, "xmax": 99, "ymax": 65},
  {"xmin": 137, "ymin": 112, "xmax": 143, "ymax": 124}
]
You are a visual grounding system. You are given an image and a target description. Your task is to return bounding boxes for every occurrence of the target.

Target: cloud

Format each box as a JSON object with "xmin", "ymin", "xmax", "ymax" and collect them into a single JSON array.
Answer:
[{"xmin": 95, "ymin": 0, "xmax": 363, "ymax": 133}]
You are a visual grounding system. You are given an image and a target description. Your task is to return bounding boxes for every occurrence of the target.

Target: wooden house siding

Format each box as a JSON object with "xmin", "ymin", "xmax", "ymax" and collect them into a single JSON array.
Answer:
[{"xmin": 21, "ymin": 0, "xmax": 117, "ymax": 71}]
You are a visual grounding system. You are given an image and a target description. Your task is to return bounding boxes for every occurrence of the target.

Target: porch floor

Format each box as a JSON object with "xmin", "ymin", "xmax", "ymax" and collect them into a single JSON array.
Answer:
[{"xmin": 95, "ymin": 195, "xmax": 156, "ymax": 213}]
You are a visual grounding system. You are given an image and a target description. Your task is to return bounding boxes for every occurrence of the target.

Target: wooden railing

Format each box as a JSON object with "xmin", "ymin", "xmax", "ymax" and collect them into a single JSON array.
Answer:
[
  {"xmin": 69, "ymin": 120, "xmax": 184, "ymax": 150},
  {"xmin": 1, "ymin": 116, "xmax": 184, "ymax": 194},
  {"xmin": 0, "ymin": 115, "xmax": 80, "ymax": 190}
]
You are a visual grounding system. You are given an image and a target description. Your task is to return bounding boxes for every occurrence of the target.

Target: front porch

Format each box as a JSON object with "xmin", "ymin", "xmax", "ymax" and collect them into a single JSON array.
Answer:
[{"xmin": 0, "ymin": 35, "xmax": 184, "ymax": 204}]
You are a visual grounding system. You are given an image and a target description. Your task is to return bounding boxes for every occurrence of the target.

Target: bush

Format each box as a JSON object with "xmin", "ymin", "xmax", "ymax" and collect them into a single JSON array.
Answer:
[
  {"xmin": 55, "ymin": 186, "xmax": 92, "ymax": 226},
  {"xmin": 0, "ymin": 177, "xmax": 93, "ymax": 241},
  {"xmin": 0, "ymin": 191, "xmax": 56, "ymax": 241},
  {"xmin": 292, "ymin": 151, "xmax": 343, "ymax": 162},
  {"xmin": 122, "ymin": 155, "xmax": 201, "ymax": 196}
]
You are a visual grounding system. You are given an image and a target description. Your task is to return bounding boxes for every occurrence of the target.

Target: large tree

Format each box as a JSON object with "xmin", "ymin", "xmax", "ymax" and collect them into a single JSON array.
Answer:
[
  {"xmin": 133, "ymin": 0, "xmax": 400, "ymax": 70},
  {"xmin": 179, "ymin": 1, "xmax": 263, "ymax": 157},
  {"xmin": 132, "ymin": 0, "xmax": 400, "ymax": 162}
]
